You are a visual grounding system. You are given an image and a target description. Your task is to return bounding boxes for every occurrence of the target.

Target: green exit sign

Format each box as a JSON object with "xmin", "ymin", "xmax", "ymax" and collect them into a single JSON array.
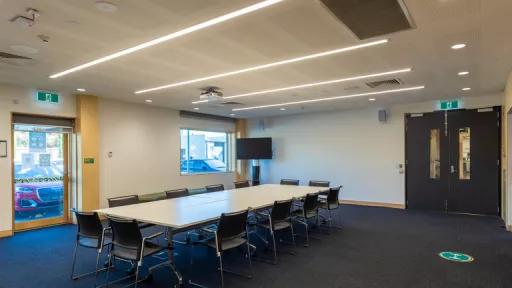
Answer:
[
  {"xmin": 37, "ymin": 90, "xmax": 59, "ymax": 104},
  {"xmin": 439, "ymin": 100, "xmax": 460, "ymax": 110}
]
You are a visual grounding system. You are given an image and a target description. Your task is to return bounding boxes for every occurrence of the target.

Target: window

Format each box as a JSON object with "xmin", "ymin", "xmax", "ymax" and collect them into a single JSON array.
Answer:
[
  {"xmin": 180, "ymin": 129, "xmax": 233, "ymax": 175},
  {"xmin": 458, "ymin": 127, "xmax": 470, "ymax": 180},
  {"xmin": 429, "ymin": 129, "xmax": 440, "ymax": 179}
]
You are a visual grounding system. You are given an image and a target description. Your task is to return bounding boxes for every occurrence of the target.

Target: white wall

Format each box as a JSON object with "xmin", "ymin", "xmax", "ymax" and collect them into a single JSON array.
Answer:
[
  {"xmin": 248, "ymin": 94, "xmax": 503, "ymax": 206},
  {"xmin": 0, "ymin": 84, "xmax": 76, "ymax": 233},
  {"xmin": 98, "ymin": 99, "xmax": 236, "ymax": 208}
]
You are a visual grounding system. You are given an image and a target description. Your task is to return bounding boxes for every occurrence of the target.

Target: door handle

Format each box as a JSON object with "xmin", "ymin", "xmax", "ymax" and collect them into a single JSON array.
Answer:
[{"xmin": 450, "ymin": 165, "xmax": 456, "ymax": 174}]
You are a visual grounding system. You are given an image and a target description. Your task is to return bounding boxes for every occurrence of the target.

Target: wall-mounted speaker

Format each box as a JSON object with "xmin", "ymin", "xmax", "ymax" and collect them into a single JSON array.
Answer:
[{"xmin": 378, "ymin": 109, "xmax": 388, "ymax": 123}]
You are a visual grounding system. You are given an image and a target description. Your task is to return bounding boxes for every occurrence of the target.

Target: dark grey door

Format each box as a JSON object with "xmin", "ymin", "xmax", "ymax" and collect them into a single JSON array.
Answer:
[
  {"xmin": 405, "ymin": 106, "xmax": 500, "ymax": 215},
  {"xmin": 447, "ymin": 107, "xmax": 501, "ymax": 215},
  {"xmin": 405, "ymin": 111, "xmax": 449, "ymax": 211}
]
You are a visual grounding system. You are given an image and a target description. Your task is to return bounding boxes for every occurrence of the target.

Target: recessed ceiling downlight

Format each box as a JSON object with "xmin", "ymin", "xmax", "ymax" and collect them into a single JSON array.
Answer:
[
  {"xmin": 451, "ymin": 43, "xmax": 466, "ymax": 50},
  {"xmin": 458, "ymin": 71, "xmax": 469, "ymax": 76},
  {"xmin": 95, "ymin": 1, "xmax": 118, "ymax": 13},
  {"xmin": 76, "ymin": 88, "xmax": 86, "ymax": 92}
]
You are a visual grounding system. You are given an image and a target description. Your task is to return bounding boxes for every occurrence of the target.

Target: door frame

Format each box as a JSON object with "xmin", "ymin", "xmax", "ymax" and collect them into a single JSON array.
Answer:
[
  {"xmin": 404, "ymin": 106, "xmax": 502, "ymax": 215},
  {"xmin": 10, "ymin": 113, "xmax": 75, "ymax": 231}
]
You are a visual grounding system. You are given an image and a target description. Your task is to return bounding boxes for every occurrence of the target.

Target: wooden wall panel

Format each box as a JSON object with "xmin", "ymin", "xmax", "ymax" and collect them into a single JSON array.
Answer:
[
  {"xmin": 76, "ymin": 95, "xmax": 99, "ymax": 211},
  {"xmin": 235, "ymin": 119, "xmax": 248, "ymax": 181}
]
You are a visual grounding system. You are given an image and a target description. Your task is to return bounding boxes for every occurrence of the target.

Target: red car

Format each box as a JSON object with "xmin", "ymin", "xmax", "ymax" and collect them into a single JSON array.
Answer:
[{"xmin": 14, "ymin": 183, "xmax": 64, "ymax": 217}]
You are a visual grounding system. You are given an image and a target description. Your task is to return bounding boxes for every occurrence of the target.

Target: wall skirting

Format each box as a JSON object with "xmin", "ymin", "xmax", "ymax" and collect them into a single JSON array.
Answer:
[
  {"xmin": 341, "ymin": 199, "xmax": 405, "ymax": 209},
  {"xmin": 0, "ymin": 230, "xmax": 13, "ymax": 238},
  {"xmin": 507, "ymin": 225, "xmax": 512, "ymax": 232}
]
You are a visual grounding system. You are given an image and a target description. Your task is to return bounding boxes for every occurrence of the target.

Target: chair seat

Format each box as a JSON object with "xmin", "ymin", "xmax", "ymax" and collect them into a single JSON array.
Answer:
[
  {"xmin": 291, "ymin": 209, "xmax": 317, "ymax": 219},
  {"xmin": 206, "ymin": 237, "xmax": 247, "ymax": 251},
  {"xmin": 112, "ymin": 241, "xmax": 164, "ymax": 261},
  {"xmin": 79, "ymin": 236, "xmax": 111, "ymax": 248},
  {"xmin": 256, "ymin": 219, "xmax": 291, "ymax": 231},
  {"xmin": 318, "ymin": 202, "xmax": 339, "ymax": 210}
]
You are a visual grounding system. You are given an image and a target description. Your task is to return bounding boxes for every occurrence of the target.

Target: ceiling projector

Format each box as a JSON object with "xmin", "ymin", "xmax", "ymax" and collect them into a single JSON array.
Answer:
[{"xmin": 199, "ymin": 87, "xmax": 223, "ymax": 102}]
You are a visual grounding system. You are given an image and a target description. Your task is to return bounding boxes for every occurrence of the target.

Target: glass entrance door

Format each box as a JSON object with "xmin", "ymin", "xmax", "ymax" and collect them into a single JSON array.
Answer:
[{"xmin": 13, "ymin": 126, "xmax": 69, "ymax": 230}]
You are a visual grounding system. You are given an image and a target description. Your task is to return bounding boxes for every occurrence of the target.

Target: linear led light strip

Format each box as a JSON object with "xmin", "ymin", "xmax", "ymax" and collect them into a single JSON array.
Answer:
[
  {"xmin": 135, "ymin": 39, "xmax": 389, "ymax": 94},
  {"xmin": 191, "ymin": 68, "xmax": 411, "ymax": 104},
  {"xmin": 232, "ymin": 86, "xmax": 425, "ymax": 111},
  {"xmin": 49, "ymin": 0, "xmax": 283, "ymax": 79}
]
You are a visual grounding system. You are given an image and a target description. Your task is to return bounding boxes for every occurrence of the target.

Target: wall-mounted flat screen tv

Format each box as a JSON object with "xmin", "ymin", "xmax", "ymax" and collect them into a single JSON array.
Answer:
[{"xmin": 236, "ymin": 137, "xmax": 272, "ymax": 159}]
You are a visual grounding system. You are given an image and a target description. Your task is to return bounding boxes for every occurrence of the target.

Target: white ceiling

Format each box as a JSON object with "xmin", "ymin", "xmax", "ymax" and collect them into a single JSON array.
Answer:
[{"xmin": 1, "ymin": 0, "xmax": 511, "ymax": 118}]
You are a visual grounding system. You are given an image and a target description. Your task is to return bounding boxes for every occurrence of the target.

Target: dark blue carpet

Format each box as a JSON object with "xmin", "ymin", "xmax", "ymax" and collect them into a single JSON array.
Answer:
[{"xmin": 1, "ymin": 205, "xmax": 512, "ymax": 288}]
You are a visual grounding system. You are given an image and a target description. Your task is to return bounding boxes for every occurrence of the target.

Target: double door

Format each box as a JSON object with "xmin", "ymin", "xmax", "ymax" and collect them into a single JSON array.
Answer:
[{"xmin": 405, "ymin": 106, "xmax": 500, "ymax": 215}]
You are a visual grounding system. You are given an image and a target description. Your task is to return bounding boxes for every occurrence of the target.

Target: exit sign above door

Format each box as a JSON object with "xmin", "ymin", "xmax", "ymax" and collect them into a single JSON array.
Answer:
[
  {"xmin": 37, "ymin": 90, "xmax": 60, "ymax": 104},
  {"xmin": 439, "ymin": 100, "xmax": 460, "ymax": 110}
]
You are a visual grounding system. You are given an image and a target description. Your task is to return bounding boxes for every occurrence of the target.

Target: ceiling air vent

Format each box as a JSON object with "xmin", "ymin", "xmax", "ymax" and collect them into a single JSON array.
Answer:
[
  {"xmin": 0, "ymin": 52, "xmax": 34, "ymax": 66},
  {"xmin": 0, "ymin": 52, "xmax": 32, "ymax": 59},
  {"xmin": 221, "ymin": 101, "xmax": 243, "ymax": 105},
  {"xmin": 320, "ymin": 0, "xmax": 414, "ymax": 39},
  {"xmin": 366, "ymin": 78, "xmax": 402, "ymax": 89}
]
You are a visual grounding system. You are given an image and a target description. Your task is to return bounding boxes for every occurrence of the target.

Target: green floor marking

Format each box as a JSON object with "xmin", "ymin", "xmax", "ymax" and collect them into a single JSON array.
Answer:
[{"xmin": 439, "ymin": 251, "xmax": 474, "ymax": 263}]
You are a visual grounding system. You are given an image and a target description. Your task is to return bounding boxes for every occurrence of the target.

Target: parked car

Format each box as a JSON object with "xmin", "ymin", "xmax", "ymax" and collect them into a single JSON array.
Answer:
[
  {"xmin": 15, "ymin": 183, "xmax": 64, "ymax": 216},
  {"xmin": 14, "ymin": 165, "xmax": 64, "ymax": 217},
  {"xmin": 181, "ymin": 159, "xmax": 226, "ymax": 173}
]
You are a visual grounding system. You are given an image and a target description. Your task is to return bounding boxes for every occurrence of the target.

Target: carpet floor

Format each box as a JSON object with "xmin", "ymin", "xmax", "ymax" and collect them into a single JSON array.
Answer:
[{"xmin": 1, "ymin": 205, "xmax": 512, "ymax": 288}]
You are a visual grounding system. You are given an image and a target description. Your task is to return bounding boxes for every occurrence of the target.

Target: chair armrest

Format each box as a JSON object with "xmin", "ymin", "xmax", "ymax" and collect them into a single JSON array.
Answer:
[
  {"xmin": 200, "ymin": 227, "xmax": 217, "ymax": 234},
  {"xmin": 143, "ymin": 232, "xmax": 164, "ymax": 242}
]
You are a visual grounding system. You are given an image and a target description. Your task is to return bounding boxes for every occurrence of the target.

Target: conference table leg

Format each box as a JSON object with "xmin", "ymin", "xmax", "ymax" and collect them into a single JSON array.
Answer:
[{"xmin": 167, "ymin": 227, "xmax": 183, "ymax": 287}]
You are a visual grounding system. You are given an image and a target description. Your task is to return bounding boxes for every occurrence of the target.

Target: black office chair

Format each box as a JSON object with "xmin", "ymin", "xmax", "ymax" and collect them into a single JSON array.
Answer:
[
  {"xmin": 165, "ymin": 188, "xmax": 189, "ymax": 199},
  {"xmin": 291, "ymin": 193, "xmax": 319, "ymax": 247},
  {"xmin": 280, "ymin": 179, "xmax": 299, "ymax": 186},
  {"xmin": 206, "ymin": 184, "xmax": 225, "ymax": 192},
  {"xmin": 105, "ymin": 217, "xmax": 181, "ymax": 288},
  {"xmin": 71, "ymin": 210, "xmax": 111, "ymax": 286},
  {"xmin": 234, "ymin": 180, "xmax": 250, "ymax": 189},
  {"xmin": 107, "ymin": 195, "xmax": 139, "ymax": 207},
  {"xmin": 308, "ymin": 180, "xmax": 330, "ymax": 187},
  {"xmin": 318, "ymin": 186, "xmax": 342, "ymax": 232},
  {"xmin": 107, "ymin": 195, "xmax": 153, "ymax": 229},
  {"xmin": 191, "ymin": 210, "xmax": 253, "ymax": 287},
  {"xmin": 254, "ymin": 199, "xmax": 295, "ymax": 264}
]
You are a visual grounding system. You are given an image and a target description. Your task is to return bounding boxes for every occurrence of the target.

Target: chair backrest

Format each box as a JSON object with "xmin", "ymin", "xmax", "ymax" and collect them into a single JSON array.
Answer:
[
  {"xmin": 73, "ymin": 210, "xmax": 103, "ymax": 243},
  {"xmin": 270, "ymin": 199, "xmax": 293, "ymax": 223},
  {"xmin": 108, "ymin": 217, "xmax": 143, "ymax": 260},
  {"xmin": 280, "ymin": 179, "xmax": 299, "ymax": 186},
  {"xmin": 165, "ymin": 188, "xmax": 189, "ymax": 199},
  {"xmin": 205, "ymin": 184, "xmax": 224, "ymax": 192},
  {"xmin": 108, "ymin": 195, "xmax": 139, "ymax": 208},
  {"xmin": 303, "ymin": 193, "xmax": 319, "ymax": 212},
  {"xmin": 309, "ymin": 180, "xmax": 330, "ymax": 187},
  {"xmin": 216, "ymin": 209, "xmax": 249, "ymax": 251},
  {"xmin": 234, "ymin": 180, "xmax": 250, "ymax": 189},
  {"xmin": 327, "ymin": 186, "xmax": 342, "ymax": 209}
]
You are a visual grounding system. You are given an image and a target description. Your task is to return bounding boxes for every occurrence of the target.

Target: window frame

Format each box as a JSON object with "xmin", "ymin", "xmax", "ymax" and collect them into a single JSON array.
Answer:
[{"xmin": 179, "ymin": 128, "xmax": 235, "ymax": 176}]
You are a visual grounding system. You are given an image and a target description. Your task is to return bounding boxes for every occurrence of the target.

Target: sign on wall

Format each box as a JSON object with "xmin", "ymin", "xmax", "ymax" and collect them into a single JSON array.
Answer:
[
  {"xmin": 37, "ymin": 90, "xmax": 60, "ymax": 104},
  {"xmin": 439, "ymin": 100, "xmax": 460, "ymax": 110}
]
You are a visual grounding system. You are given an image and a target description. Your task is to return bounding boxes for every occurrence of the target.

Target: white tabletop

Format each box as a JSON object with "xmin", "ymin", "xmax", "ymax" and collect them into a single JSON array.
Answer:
[{"xmin": 95, "ymin": 184, "xmax": 323, "ymax": 230}]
